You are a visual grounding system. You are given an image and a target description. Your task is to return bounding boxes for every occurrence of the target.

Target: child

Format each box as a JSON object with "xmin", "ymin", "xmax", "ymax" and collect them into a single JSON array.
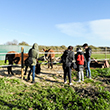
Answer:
[{"xmin": 75, "ymin": 48, "xmax": 86, "ymax": 82}]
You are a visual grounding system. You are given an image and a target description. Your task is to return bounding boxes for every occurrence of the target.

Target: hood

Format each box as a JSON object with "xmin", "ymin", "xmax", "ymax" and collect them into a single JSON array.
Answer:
[
  {"xmin": 77, "ymin": 49, "xmax": 82, "ymax": 52},
  {"xmin": 77, "ymin": 51, "xmax": 83, "ymax": 55},
  {"xmin": 32, "ymin": 43, "xmax": 39, "ymax": 50}
]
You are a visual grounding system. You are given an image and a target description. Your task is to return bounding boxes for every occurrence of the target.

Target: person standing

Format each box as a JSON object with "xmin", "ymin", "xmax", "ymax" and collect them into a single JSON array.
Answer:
[
  {"xmin": 83, "ymin": 43, "xmax": 92, "ymax": 79},
  {"xmin": 61, "ymin": 46, "xmax": 74, "ymax": 85},
  {"xmin": 27, "ymin": 43, "xmax": 39, "ymax": 83},
  {"xmin": 75, "ymin": 48, "xmax": 86, "ymax": 82}
]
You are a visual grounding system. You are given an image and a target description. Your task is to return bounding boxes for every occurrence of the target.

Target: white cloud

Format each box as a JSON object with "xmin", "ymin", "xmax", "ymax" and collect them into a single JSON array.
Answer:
[
  {"xmin": 56, "ymin": 19, "xmax": 110, "ymax": 41},
  {"xmin": 90, "ymin": 19, "xmax": 110, "ymax": 40}
]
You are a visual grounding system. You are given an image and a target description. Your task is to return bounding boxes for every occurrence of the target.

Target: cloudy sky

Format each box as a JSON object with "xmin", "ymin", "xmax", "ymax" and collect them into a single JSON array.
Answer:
[{"xmin": 0, "ymin": 0, "xmax": 110, "ymax": 47}]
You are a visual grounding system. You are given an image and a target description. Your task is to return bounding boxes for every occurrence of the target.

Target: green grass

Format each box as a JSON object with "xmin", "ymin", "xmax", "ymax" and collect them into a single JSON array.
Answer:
[
  {"xmin": 39, "ymin": 53, "xmax": 110, "ymax": 60},
  {"xmin": 91, "ymin": 54, "xmax": 110, "ymax": 59},
  {"xmin": 0, "ymin": 60, "xmax": 8, "ymax": 66},
  {"xmin": 0, "ymin": 76, "xmax": 110, "ymax": 110},
  {"xmin": 1, "ymin": 59, "xmax": 110, "ymax": 109}
]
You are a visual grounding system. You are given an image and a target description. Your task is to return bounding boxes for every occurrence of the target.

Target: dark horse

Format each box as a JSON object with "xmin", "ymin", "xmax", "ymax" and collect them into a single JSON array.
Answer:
[
  {"xmin": 43, "ymin": 49, "xmax": 55, "ymax": 69},
  {"xmin": 5, "ymin": 51, "xmax": 21, "ymax": 75},
  {"xmin": 5, "ymin": 51, "xmax": 41, "ymax": 75}
]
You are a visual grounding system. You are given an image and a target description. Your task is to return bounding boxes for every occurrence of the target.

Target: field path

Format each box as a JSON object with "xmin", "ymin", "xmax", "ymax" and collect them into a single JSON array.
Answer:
[
  {"xmin": 1, "ymin": 65, "xmax": 110, "ymax": 92},
  {"xmin": 0, "ymin": 65, "xmax": 64, "ymax": 86}
]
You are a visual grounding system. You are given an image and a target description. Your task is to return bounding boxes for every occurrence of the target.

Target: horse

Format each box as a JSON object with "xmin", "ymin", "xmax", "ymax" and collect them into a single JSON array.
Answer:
[
  {"xmin": 5, "ymin": 51, "xmax": 41, "ymax": 75},
  {"xmin": 5, "ymin": 51, "xmax": 21, "ymax": 75},
  {"xmin": 43, "ymin": 49, "xmax": 55, "ymax": 69},
  {"xmin": 5, "ymin": 51, "xmax": 28, "ymax": 65}
]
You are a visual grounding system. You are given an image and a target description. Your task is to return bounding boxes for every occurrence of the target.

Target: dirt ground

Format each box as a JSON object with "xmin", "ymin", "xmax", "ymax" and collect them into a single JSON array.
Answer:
[
  {"xmin": 0, "ymin": 65, "xmax": 64, "ymax": 86},
  {"xmin": 1, "ymin": 65, "xmax": 110, "ymax": 92}
]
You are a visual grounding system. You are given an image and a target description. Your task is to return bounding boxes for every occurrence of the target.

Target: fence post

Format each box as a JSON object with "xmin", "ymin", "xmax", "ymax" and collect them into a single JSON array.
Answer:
[
  {"xmin": 21, "ymin": 47, "xmax": 24, "ymax": 79},
  {"xmin": 105, "ymin": 47, "xmax": 107, "ymax": 59}
]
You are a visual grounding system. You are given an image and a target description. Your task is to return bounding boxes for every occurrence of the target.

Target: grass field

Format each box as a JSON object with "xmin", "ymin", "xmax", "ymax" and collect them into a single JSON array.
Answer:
[
  {"xmin": 91, "ymin": 54, "xmax": 110, "ymax": 59},
  {"xmin": 0, "ymin": 55, "xmax": 110, "ymax": 109},
  {"xmin": 0, "ymin": 68, "xmax": 110, "ymax": 109},
  {"xmin": 0, "ymin": 54, "xmax": 110, "ymax": 66},
  {"xmin": 39, "ymin": 53, "xmax": 110, "ymax": 59},
  {"xmin": 0, "ymin": 60, "xmax": 8, "ymax": 66}
]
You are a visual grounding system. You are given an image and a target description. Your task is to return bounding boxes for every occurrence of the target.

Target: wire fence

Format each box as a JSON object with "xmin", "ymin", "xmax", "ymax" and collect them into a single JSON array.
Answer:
[{"xmin": 0, "ymin": 48, "xmax": 110, "ymax": 61}]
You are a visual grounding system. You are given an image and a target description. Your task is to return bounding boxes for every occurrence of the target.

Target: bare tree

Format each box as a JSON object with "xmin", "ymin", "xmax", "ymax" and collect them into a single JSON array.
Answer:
[
  {"xmin": 13, "ymin": 39, "xmax": 18, "ymax": 45},
  {"xmin": 5, "ymin": 39, "xmax": 18, "ymax": 45}
]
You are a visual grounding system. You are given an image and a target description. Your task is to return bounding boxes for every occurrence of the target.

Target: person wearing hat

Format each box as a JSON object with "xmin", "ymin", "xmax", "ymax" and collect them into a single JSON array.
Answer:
[
  {"xmin": 75, "ymin": 47, "xmax": 86, "ymax": 82},
  {"xmin": 83, "ymin": 43, "xmax": 92, "ymax": 79}
]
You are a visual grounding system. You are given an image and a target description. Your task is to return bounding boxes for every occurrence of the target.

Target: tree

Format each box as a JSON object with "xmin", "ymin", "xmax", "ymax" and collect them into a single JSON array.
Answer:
[
  {"xmin": 19, "ymin": 41, "xmax": 29, "ymax": 46},
  {"xmin": 5, "ymin": 39, "xmax": 18, "ymax": 45}
]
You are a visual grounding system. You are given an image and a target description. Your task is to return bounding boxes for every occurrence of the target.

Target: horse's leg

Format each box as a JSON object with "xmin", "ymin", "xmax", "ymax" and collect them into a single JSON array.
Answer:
[
  {"xmin": 10, "ymin": 66, "xmax": 14, "ymax": 75},
  {"xmin": 48, "ymin": 59, "xmax": 50, "ymax": 68},
  {"xmin": 51, "ymin": 59, "xmax": 53, "ymax": 69},
  {"xmin": 48, "ymin": 61, "xmax": 50, "ymax": 68},
  {"xmin": 7, "ymin": 67, "xmax": 10, "ymax": 74},
  {"xmin": 50, "ymin": 58, "xmax": 53, "ymax": 69},
  {"xmin": 24, "ymin": 66, "xmax": 28, "ymax": 75},
  {"xmin": 8, "ymin": 66, "xmax": 14, "ymax": 75}
]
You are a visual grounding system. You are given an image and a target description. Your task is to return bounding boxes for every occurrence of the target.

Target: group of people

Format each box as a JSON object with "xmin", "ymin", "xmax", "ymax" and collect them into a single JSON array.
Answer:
[
  {"xmin": 61, "ymin": 43, "xmax": 92, "ymax": 85},
  {"xmin": 19, "ymin": 42, "xmax": 92, "ymax": 84}
]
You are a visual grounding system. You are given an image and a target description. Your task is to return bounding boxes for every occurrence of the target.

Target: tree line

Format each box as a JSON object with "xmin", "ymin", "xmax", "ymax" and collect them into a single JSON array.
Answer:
[{"xmin": 4, "ymin": 39, "xmax": 110, "ymax": 52}]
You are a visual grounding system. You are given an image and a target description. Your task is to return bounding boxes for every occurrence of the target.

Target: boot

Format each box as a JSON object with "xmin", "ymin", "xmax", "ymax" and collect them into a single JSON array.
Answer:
[
  {"xmin": 31, "ymin": 80, "xmax": 35, "ymax": 83},
  {"xmin": 27, "ymin": 75, "xmax": 30, "ymax": 80}
]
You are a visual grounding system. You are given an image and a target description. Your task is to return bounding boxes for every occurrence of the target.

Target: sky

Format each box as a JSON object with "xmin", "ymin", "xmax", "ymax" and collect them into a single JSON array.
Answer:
[{"xmin": 0, "ymin": 0, "xmax": 110, "ymax": 47}]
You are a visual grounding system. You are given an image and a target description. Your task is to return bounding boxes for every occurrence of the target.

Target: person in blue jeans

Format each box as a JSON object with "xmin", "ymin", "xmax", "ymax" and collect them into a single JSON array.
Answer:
[
  {"xmin": 28, "ymin": 65, "xmax": 36, "ymax": 82},
  {"xmin": 83, "ymin": 43, "xmax": 92, "ymax": 79},
  {"xmin": 27, "ymin": 43, "xmax": 39, "ymax": 83}
]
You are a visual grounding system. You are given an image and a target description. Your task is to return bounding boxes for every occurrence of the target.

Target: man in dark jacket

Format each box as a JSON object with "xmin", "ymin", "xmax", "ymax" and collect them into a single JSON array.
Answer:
[
  {"xmin": 61, "ymin": 46, "xmax": 74, "ymax": 85},
  {"xmin": 83, "ymin": 43, "xmax": 92, "ymax": 79}
]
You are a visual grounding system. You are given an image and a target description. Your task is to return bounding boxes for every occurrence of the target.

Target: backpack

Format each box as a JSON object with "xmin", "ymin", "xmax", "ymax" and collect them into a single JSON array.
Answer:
[
  {"xmin": 35, "ymin": 62, "xmax": 41, "ymax": 74},
  {"xmin": 61, "ymin": 50, "xmax": 70, "ymax": 64},
  {"xmin": 77, "ymin": 54, "xmax": 84, "ymax": 65},
  {"xmin": 25, "ymin": 57, "xmax": 33, "ymax": 66}
]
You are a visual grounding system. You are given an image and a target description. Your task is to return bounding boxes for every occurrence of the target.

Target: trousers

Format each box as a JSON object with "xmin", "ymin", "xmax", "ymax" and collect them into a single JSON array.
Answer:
[
  {"xmin": 86, "ymin": 61, "xmax": 91, "ymax": 77},
  {"xmin": 28, "ymin": 65, "xmax": 35, "ymax": 81},
  {"xmin": 63, "ymin": 66, "xmax": 72, "ymax": 83},
  {"xmin": 77, "ymin": 65, "xmax": 84, "ymax": 81}
]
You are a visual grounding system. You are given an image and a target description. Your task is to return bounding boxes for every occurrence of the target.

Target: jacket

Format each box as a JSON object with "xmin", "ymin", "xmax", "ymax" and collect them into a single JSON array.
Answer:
[
  {"xmin": 75, "ymin": 51, "xmax": 86, "ymax": 66},
  {"xmin": 85, "ymin": 47, "xmax": 92, "ymax": 62},
  {"xmin": 28, "ymin": 43, "xmax": 39, "ymax": 66},
  {"xmin": 75, "ymin": 51, "xmax": 86, "ymax": 71},
  {"xmin": 61, "ymin": 50, "xmax": 74, "ymax": 67}
]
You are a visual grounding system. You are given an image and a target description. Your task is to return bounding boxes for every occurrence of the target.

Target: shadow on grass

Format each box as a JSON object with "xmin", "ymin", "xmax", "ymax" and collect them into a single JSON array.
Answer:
[
  {"xmin": 0, "ymin": 69, "xmax": 21, "ymax": 77},
  {"xmin": 0, "ymin": 67, "xmax": 64, "ymax": 85}
]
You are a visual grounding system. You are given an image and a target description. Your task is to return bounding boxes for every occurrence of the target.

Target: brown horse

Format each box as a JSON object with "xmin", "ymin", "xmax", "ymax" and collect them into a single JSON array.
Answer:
[
  {"xmin": 5, "ymin": 51, "xmax": 28, "ymax": 75},
  {"xmin": 43, "ymin": 49, "xmax": 55, "ymax": 68},
  {"xmin": 5, "ymin": 51, "xmax": 28, "ymax": 65},
  {"xmin": 5, "ymin": 51, "xmax": 41, "ymax": 75}
]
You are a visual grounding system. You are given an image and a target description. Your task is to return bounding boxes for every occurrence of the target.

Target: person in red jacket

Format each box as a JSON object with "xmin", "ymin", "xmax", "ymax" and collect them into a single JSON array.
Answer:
[{"xmin": 75, "ymin": 47, "xmax": 86, "ymax": 82}]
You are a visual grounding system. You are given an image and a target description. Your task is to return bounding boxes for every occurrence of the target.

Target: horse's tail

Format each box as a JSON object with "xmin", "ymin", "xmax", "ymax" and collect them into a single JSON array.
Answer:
[{"xmin": 5, "ymin": 54, "xmax": 8, "ymax": 63}]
